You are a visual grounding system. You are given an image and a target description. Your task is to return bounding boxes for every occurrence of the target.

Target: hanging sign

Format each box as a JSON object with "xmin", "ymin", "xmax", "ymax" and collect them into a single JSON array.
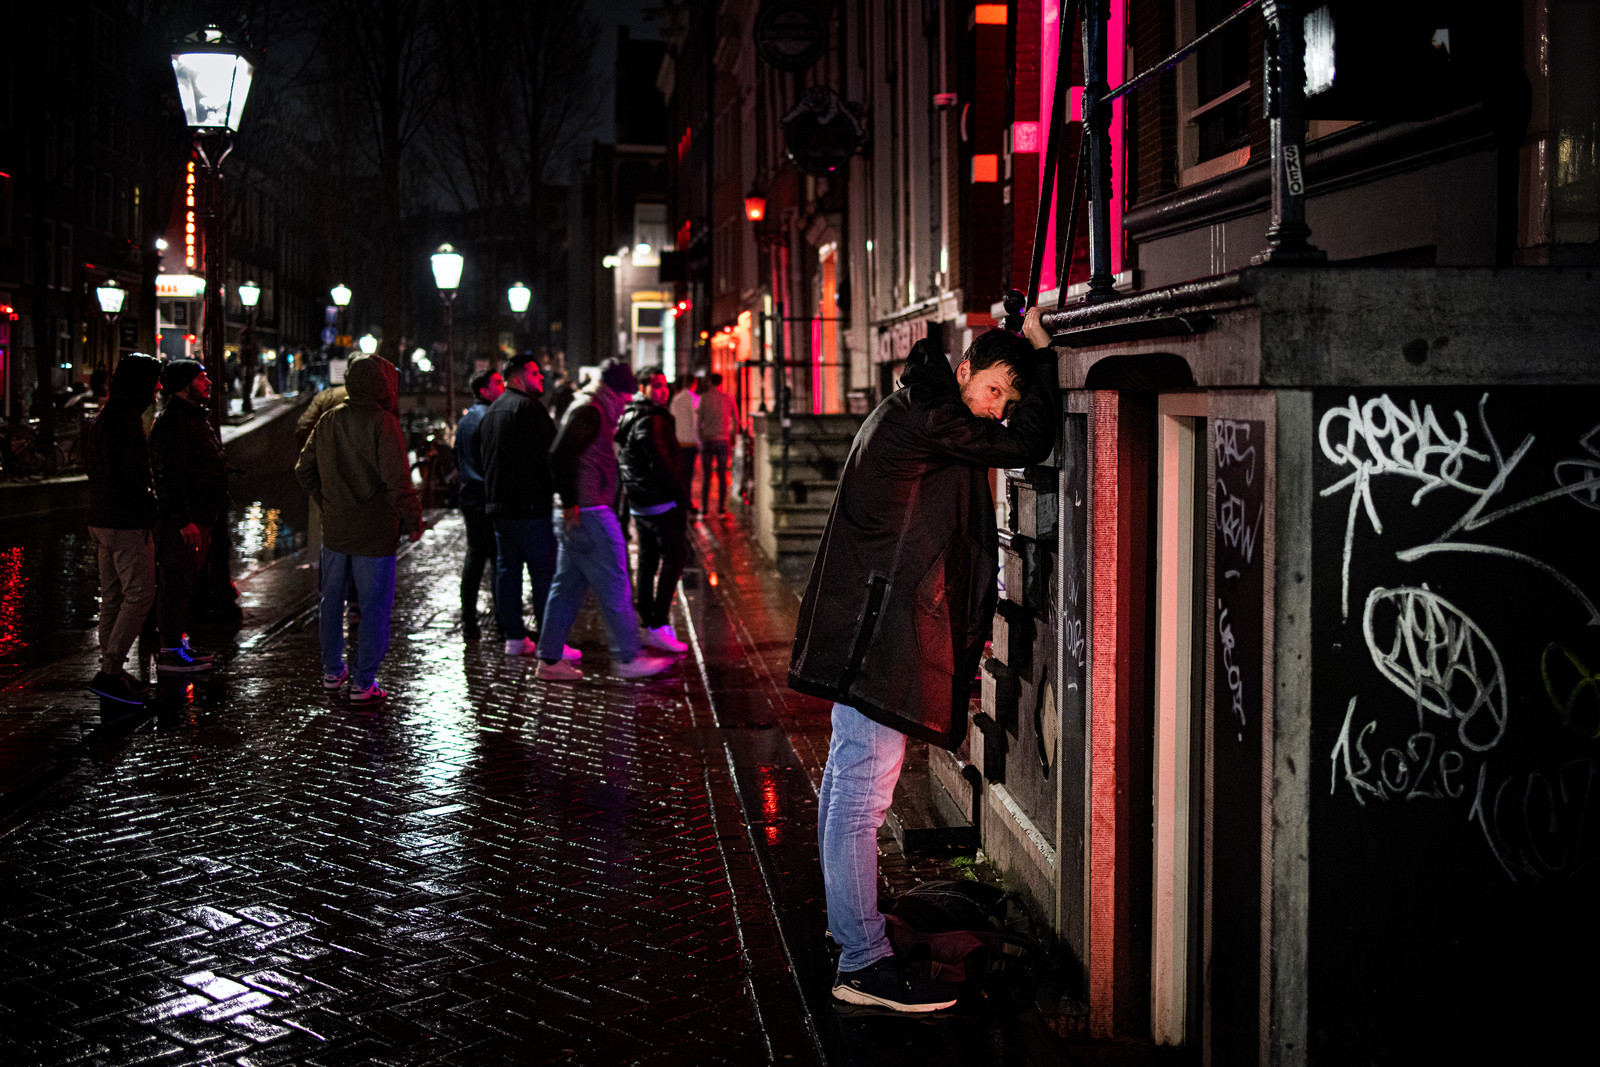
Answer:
[
  {"xmin": 754, "ymin": 1, "xmax": 828, "ymax": 73},
  {"xmin": 781, "ymin": 86, "xmax": 866, "ymax": 176}
]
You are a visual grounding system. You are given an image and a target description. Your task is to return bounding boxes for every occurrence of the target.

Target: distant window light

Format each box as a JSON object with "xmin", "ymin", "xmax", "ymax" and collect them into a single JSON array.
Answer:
[
  {"xmin": 971, "ymin": 154, "xmax": 999, "ymax": 183},
  {"xmin": 974, "ymin": 4, "xmax": 1008, "ymax": 25}
]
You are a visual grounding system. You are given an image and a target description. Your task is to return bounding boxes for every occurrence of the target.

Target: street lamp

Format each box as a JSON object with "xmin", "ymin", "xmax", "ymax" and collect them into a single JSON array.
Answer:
[
  {"xmin": 507, "ymin": 281, "xmax": 530, "ymax": 356},
  {"xmin": 358, "ymin": 333, "xmax": 378, "ymax": 355},
  {"xmin": 237, "ymin": 279, "xmax": 260, "ymax": 414},
  {"xmin": 95, "ymin": 278, "xmax": 126, "ymax": 373},
  {"xmin": 743, "ymin": 186, "xmax": 767, "ymax": 222},
  {"xmin": 431, "ymin": 243, "xmax": 464, "ymax": 419},
  {"xmin": 172, "ymin": 24, "xmax": 255, "ymax": 427}
]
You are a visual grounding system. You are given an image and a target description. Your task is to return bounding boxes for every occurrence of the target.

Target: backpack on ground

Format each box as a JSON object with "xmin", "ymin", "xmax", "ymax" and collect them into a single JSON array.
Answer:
[{"xmin": 880, "ymin": 879, "xmax": 1041, "ymax": 984}]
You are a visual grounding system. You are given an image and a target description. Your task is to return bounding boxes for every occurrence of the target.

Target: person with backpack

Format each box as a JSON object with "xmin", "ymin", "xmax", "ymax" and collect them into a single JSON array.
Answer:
[
  {"xmin": 615, "ymin": 366, "xmax": 690, "ymax": 654},
  {"xmin": 788, "ymin": 309, "xmax": 1056, "ymax": 1012}
]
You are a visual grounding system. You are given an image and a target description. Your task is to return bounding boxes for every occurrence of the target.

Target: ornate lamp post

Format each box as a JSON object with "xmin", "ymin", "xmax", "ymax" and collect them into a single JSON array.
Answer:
[
  {"xmin": 507, "ymin": 281, "xmax": 530, "ymax": 356},
  {"xmin": 171, "ymin": 25, "xmax": 255, "ymax": 426},
  {"xmin": 95, "ymin": 278, "xmax": 127, "ymax": 373},
  {"xmin": 237, "ymin": 279, "xmax": 259, "ymax": 414},
  {"xmin": 430, "ymin": 243, "xmax": 464, "ymax": 419}
]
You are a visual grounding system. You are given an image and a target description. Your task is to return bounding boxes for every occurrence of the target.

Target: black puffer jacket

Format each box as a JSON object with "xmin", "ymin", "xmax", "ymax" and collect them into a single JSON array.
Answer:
[
  {"xmin": 85, "ymin": 355, "xmax": 162, "ymax": 529},
  {"xmin": 615, "ymin": 397, "xmax": 686, "ymax": 509},
  {"xmin": 787, "ymin": 338, "xmax": 1056, "ymax": 749},
  {"xmin": 150, "ymin": 392, "xmax": 228, "ymax": 529}
]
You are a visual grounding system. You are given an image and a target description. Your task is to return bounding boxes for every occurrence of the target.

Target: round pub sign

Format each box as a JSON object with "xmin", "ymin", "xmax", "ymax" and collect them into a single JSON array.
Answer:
[{"xmin": 754, "ymin": 0, "xmax": 828, "ymax": 73}]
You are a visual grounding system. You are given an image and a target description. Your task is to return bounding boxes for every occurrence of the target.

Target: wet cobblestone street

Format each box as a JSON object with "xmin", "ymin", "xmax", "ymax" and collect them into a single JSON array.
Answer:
[{"xmin": 0, "ymin": 498, "xmax": 1074, "ymax": 1066}]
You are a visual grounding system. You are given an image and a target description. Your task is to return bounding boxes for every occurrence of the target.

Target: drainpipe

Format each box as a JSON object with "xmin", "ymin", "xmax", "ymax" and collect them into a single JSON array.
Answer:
[{"xmin": 1080, "ymin": 0, "xmax": 1118, "ymax": 302}]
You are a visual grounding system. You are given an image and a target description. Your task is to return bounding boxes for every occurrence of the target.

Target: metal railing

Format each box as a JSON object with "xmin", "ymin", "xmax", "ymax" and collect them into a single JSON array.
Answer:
[{"xmin": 1027, "ymin": 0, "xmax": 1325, "ymax": 312}]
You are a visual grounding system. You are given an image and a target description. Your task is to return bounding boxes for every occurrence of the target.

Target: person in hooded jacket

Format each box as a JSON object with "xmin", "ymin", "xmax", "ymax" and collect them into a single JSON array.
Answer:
[
  {"xmin": 615, "ymin": 366, "xmax": 690, "ymax": 654},
  {"xmin": 788, "ymin": 308, "xmax": 1056, "ymax": 1013},
  {"xmin": 85, "ymin": 353, "xmax": 164, "ymax": 706},
  {"xmin": 454, "ymin": 367, "xmax": 505, "ymax": 639},
  {"xmin": 149, "ymin": 359, "xmax": 228, "ymax": 673},
  {"xmin": 295, "ymin": 356, "xmax": 422, "ymax": 703}
]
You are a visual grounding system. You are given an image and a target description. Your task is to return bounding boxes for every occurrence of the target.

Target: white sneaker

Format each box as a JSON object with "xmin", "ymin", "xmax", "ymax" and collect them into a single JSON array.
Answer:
[
  {"xmin": 537, "ymin": 658, "xmax": 583, "ymax": 682},
  {"xmin": 612, "ymin": 653, "xmax": 676, "ymax": 680},
  {"xmin": 641, "ymin": 624, "xmax": 688, "ymax": 654},
  {"xmin": 504, "ymin": 637, "xmax": 538, "ymax": 656}
]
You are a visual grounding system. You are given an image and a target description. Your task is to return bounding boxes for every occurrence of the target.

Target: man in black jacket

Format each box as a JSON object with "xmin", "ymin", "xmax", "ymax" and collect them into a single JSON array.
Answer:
[
  {"xmin": 789, "ymin": 310, "xmax": 1056, "ymax": 1012},
  {"xmin": 455, "ymin": 367, "xmax": 505, "ymax": 638},
  {"xmin": 149, "ymin": 360, "xmax": 228, "ymax": 674},
  {"xmin": 616, "ymin": 366, "xmax": 689, "ymax": 654},
  {"xmin": 85, "ymin": 353, "xmax": 163, "ymax": 705},
  {"xmin": 479, "ymin": 352, "xmax": 577, "ymax": 661}
]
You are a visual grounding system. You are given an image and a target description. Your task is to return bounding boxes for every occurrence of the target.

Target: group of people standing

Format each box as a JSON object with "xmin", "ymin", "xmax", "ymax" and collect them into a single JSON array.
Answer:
[
  {"xmin": 85, "ymin": 356, "xmax": 229, "ymax": 706},
  {"xmin": 456, "ymin": 356, "xmax": 739, "ymax": 684}
]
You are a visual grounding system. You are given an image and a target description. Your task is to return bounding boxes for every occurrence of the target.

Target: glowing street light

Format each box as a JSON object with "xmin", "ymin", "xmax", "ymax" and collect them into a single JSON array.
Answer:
[
  {"xmin": 95, "ymin": 278, "xmax": 126, "ymax": 372},
  {"xmin": 507, "ymin": 282, "xmax": 531, "ymax": 316},
  {"xmin": 329, "ymin": 284, "xmax": 351, "ymax": 308},
  {"xmin": 237, "ymin": 280, "xmax": 261, "ymax": 413},
  {"xmin": 431, "ymin": 243, "xmax": 465, "ymax": 417},
  {"xmin": 358, "ymin": 333, "xmax": 378, "ymax": 355},
  {"xmin": 744, "ymin": 186, "xmax": 767, "ymax": 222},
  {"xmin": 171, "ymin": 24, "xmax": 256, "ymax": 426}
]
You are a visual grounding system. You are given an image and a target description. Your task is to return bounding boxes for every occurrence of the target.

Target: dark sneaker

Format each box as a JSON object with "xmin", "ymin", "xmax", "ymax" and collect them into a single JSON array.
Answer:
[
  {"xmin": 179, "ymin": 636, "xmax": 215, "ymax": 664},
  {"xmin": 119, "ymin": 671, "xmax": 156, "ymax": 701},
  {"xmin": 157, "ymin": 647, "xmax": 211, "ymax": 673},
  {"xmin": 90, "ymin": 671, "xmax": 149, "ymax": 706},
  {"xmin": 831, "ymin": 956, "xmax": 958, "ymax": 1013}
]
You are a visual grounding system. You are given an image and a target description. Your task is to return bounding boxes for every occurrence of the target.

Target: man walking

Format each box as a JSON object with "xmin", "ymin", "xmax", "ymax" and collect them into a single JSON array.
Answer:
[
  {"xmin": 479, "ymin": 353, "xmax": 577, "ymax": 661},
  {"xmin": 85, "ymin": 353, "xmax": 163, "ymax": 705},
  {"xmin": 696, "ymin": 372, "xmax": 738, "ymax": 515},
  {"xmin": 535, "ymin": 359, "xmax": 675, "ymax": 683},
  {"xmin": 788, "ymin": 311, "xmax": 1055, "ymax": 1012},
  {"xmin": 616, "ymin": 366, "xmax": 690, "ymax": 655},
  {"xmin": 295, "ymin": 356, "xmax": 421, "ymax": 703},
  {"xmin": 455, "ymin": 367, "xmax": 505, "ymax": 639},
  {"xmin": 669, "ymin": 374, "xmax": 699, "ymax": 509},
  {"xmin": 149, "ymin": 359, "xmax": 228, "ymax": 674}
]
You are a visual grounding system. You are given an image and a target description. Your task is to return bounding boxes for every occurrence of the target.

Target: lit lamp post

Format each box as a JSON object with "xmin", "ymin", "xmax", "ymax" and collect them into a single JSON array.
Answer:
[
  {"xmin": 431, "ymin": 243, "xmax": 464, "ymax": 419},
  {"xmin": 95, "ymin": 278, "xmax": 127, "ymax": 374},
  {"xmin": 358, "ymin": 333, "xmax": 378, "ymax": 356},
  {"xmin": 171, "ymin": 25, "xmax": 255, "ymax": 427},
  {"xmin": 237, "ymin": 279, "xmax": 260, "ymax": 414},
  {"xmin": 507, "ymin": 281, "xmax": 530, "ymax": 356}
]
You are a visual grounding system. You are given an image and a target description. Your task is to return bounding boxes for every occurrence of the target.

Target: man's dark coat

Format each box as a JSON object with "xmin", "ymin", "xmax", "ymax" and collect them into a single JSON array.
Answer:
[{"xmin": 787, "ymin": 338, "xmax": 1055, "ymax": 749}]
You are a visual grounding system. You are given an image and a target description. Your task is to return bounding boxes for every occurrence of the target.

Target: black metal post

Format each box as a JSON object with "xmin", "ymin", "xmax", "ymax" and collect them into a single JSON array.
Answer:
[
  {"xmin": 775, "ymin": 300, "xmax": 789, "ymax": 497},
  {"xmin": 197, "ymin": 131, "xmax": 231, "ymax": 426},
  {"xmin": 1254, "ymin": 0, "xmax": 1325, "ymax": 264},
  {"xmin": 1027, "ymin": 0, "xmax": 1081, "ymax": 307},
  {"xmin": 1081, "ymin": 0, "xmax": 1118, "ymax": 302},
  {"xmin": 442, "ymin": 298, "xmax": 456, "ymax": 421}
]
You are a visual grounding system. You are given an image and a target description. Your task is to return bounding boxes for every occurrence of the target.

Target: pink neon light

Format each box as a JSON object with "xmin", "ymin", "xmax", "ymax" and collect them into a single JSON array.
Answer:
[
  {"xmin": 1109, "ymin": 0, "xmax": 1126, "ymax": 277},
  {"xmin": 1013, "ymin": 121, "xmax": 1040, "ymax": 153},
  {"xmin": 1039, "ymin": 3, "xmax": 1059, "ymax": 291}
]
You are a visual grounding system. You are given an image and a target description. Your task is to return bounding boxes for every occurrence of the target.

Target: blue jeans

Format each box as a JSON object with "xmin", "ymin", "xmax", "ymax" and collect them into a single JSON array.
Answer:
[
  {"xmin": 493, "ymin": 516, "xmax": 557, "ymax": 640},
  {"xmin": 319, "ymin": 548, "xmax": 396, "ymax": 689},
  {"xmin": 818, "ymin": 702, "xmax": 907, "ymax": 973},
  {"xmin": 536, "ymin": 507, "xmax": 641, "ymax": 663},
  {"xmin": 700, "ymin": 439, "xmax": 730, "ymax": 512}
]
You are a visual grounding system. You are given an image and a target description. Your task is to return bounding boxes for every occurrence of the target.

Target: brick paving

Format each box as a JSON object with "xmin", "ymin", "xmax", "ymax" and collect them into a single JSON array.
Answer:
[
  {"xmin": 0, "ymin": 513, "xmax": 806, "ymax": 1065},
  {"xmin": 0, "ymin": 502, "xmax": 1079, "ymax": 1066}
]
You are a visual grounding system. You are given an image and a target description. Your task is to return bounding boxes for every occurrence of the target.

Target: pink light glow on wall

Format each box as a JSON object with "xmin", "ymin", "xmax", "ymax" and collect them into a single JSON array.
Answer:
[
  {"xmin": 1109, "ymin": 0, "xmax": 1126, "ymax": 277},
  {"xmin": 1040, "ymin": 2, "xmax": 1127, "ymax": 291},
  {"xmin": 1038, "ymin": 1, "xmax": 1060, "ymax": 293}
]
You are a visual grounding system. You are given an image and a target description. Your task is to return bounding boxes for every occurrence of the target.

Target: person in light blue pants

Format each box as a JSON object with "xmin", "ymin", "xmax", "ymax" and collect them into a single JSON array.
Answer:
[
  {"xmin": 534, "ymin": 506, "xmax": 641, "ymax": 664},
  {"xmin": 817, "ymin": 702, "xmax": 907, "ymax": 974},
  {"xmin": 319, "ymin": 549, "xmax": 396, "ymax": 691}
]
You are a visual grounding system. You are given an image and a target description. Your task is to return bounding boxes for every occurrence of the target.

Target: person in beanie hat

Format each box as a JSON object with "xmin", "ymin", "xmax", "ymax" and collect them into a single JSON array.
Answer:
[
  {"xmin": 535, "ymin": 358, "xmax": 675, "ymax": 683},
  {"xmin": 85, "ymin": 353, "xmax": 164, "ymax": 705},
  {"xmin": 148, "ymin": 359, "xmax": 228, "ymax": 673},
  {"xmin": 295, "ymin": 356, "xmax": 422, "ymax": 703}
]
